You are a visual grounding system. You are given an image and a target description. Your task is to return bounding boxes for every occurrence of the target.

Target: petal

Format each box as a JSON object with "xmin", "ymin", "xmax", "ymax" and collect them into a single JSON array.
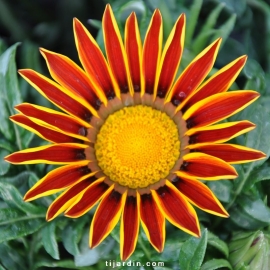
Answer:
[
  {"xmin": 142, "ymin": 9, "xmax": 163, "ymax": 96},
  {"xmin": 183, "ymin": 91, "xmax": 260, "ymax": 128},
  {"xmin": 15, "ymin": 103, "xmax": 90, "ymax": 141},
  {"xmin": 19, "ymin": 69, "xmax": 94, "ymax": 122},
  {"xmin": 186, "ymin": 120, "xmax": 255, "ymax": 144},
  {"xmin": 120, "ymin": 195, "xmax": 140, "ymax": 261},
  {"xmin": 178, "ymin": 152, "xmax": 238, "ymax": 180},
  {"xmin": 73, "ymin": 18, "xmax": 120, "ymax": 100},
  {"xmin": 5, "ymin": 143, "xmax": 88, "ymax": 165},
  {"xmin": 167, "ymin": 38, "xmax": 221, "ymax": 107},
  {"xmin": 10, "ymin": 114, "xmax": 78, "ymax": 143},
  {"xmin": 139, "ymin": 193, "xmax": 165, "ymax": 252},
  {"xmin": 46, "ymin": 176, "xmax": 96, "ymax": 221},
  {"xmin": 152, "ymin": 180, "xmax": 200, "ymax": 237},
  {"xmin": 65, "ymin": 179, "xmax": 109, "ymax": 218},
  {"xmin": 90, "ymin": 189, "xmax": 127, "ymax": 248},
  {"xmin": 103, "ymin": 5, "xmax": 132, "ymax": 94},
  {"xmin": 125, "ymin": 12, "xmax": 143, "ymax": 93},
  {"xmin": 173, "ymin": 176, "xmax": 229, "ymax": 217},
  {"xmin": 24, "ymin": 161, "xmax": 91, "ymax": 201},
  {"xmin": 40, "ymin": 48, "xmax": 104, "ymax": 113},
  {"xmin": 182, "ymin": 55, "xmax": 247, "ymax": 111},
  {"xmin": 156, "ymin": 14, "xmax": 185, "ymax": 98},
  {"xmin": 190, "ymin": 144, "xmax": 266, "ymax": 164}
]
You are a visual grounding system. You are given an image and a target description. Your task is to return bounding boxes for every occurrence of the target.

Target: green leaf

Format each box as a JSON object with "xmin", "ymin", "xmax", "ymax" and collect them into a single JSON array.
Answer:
[
  {"xmin": 41, "ymin": 221, "xmax": 60, "ymax": 260},
  {"xmin": 0, "ymin": 148, "xmax": 10, "ymax": 175},
  {"xmin": 238, "ymin": 195, "xmax": 270, "ymax": 224},
  {"xmin": 193, "ymin": 3, "xmax": 225, "ymax": 53},
  {"xmin": 33, "ymin": 259, "xmax": 92, "ymax": 270},
  {"xmin": 0, "ymin": 97, "xmax": 14, "ymax": 141},
  {"xmin": 244, "ymin": 161, "xmax": 270, "ymax": 190},
  {"xmin": 185, "ymin": 0, "xmax": 203, "ymax": 46},
  {"xmin": 211, "ymin": 13, "xmax": 236, "ymax": 49},
  {"xmin": 0, "ymin": 43, "xmax": 22, "ymax": 109},
  {"xmin": 0, "ymin": 242, "xmax": 28, "ymax": 270},
  {"xmin": 207, "ymin": 180, "xmax": 233, "ymax": 203},
  {"xmin": 230, "ymin": 205, "xmax": 269, "ymax": 230},
  {"xmin": 62, "ymin": 217, "xmax": 88, "ymax": 256},
  {"xmin": 179, "ymin": 228, "xmax": 208, "ymax": 270},
  {"xmin": 0, "ymin": 208, "xmax": 45, "ymax": 243},
  {"xmin": 219, "ymin": 0, "xmax": 246, "ymax": 16},
  {"xmin": 208, "ymin": 231, "xmax": 229, "ymax": 258},
  {"xmin": 244, "ymin": 59, "xmax": 266, "ymax": 95},
  {"xmin": 201, "ymin": 259, "xmax": 232, "ymax": 270},
  {"xmin": 75, "ymin": 231, "xmax": 115, "ymax": 267},
  {"xmin": 0, "ymin": 182, "xmax": 46, "ymax": 215}
]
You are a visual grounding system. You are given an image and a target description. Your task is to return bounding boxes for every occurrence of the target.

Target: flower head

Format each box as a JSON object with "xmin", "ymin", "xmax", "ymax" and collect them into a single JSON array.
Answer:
[{"xmin": 5, "ymin": 4, "xmax": 265, "ymax": 260}]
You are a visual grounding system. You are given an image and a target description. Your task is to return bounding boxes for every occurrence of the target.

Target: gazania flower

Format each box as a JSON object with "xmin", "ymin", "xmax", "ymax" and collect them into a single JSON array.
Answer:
[{"xmin": 5, "ymin": 4, "xmax": 265, "ymax": 260}]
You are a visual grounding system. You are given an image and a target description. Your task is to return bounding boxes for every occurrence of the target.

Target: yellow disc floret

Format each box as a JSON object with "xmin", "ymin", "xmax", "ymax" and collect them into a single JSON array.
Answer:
[{"xmin": 95, "ymin": 105, "xmax": 180, "ymax": 189}]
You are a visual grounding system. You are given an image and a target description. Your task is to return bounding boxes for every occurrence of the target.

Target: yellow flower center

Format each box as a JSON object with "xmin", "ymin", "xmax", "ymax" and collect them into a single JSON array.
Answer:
[{"xmin": 95, "ymin": 105, "xmax": 180, "ymax": 189}]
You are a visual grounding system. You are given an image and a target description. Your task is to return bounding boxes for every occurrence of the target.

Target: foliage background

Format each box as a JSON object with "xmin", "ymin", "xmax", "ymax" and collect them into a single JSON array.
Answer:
[{"xmin": 1, "ymin": 0, "xmax": 270, "ymax": 269}]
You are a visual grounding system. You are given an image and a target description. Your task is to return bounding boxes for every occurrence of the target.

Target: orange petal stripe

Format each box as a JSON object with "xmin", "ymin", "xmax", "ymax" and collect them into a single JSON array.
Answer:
[
  {"xmin": 15, "ymin": 103, "xmax": 90, "ymax": 142},
  {"xmin": 139, "ymin": 193, "xmax": 165, "ymax": 252},
  {"xmin": 186, "ymin": 121, "xmax": 255, "ymax": 144},
  {"xmin": 46, "ymin": 177, "xmax": 96, "ymax": 221},
  {"xmin": 4, "ymin": 143, "xmax": 88, "ymax": 165},
  {"xmin": 90, "ymin": 189, "xmax": 127, "ymax": 248},
  {"xmin": 103, "ymin": 5, "xmax": 132, "ymax": 94},
  {"xmin": 183, "ymin": 91, "xmax": 260, "ymax": 128},
  {"xmin": 173, "ymin": 176, "xmax": 229, "ymax": 217},
  {"xmin": 19, "ymin": 69, "xmax": 93, "ymax": 123},
  {"xmin": 178, "ymin": 152, "xmax": 238, "ymax": 180},
  {"xmin": 73, "ymin": 18, "xmax": 120, "ymax": 100},
  {"xmin": 182, "ymin": 55, "xmax": 247, "ymax": 112},
  {"xmin": 189, "ymin": 144, "xmax": 266, "ymax": 164},
  {"xmin": 125, "ymin": 12, "xmax": 143, "ymax": 93},
  {"xmin": 152, "ymin": 180, "xmax": 200, "ymax": 237},
  {"xmin": 120, "ymin": 195, "xmax": 140, "ymax": 261},
  {"xmin": 10, "ymin": 114, "xmax": 78, "ymax": 143},
  {"xmin": 40, "ymin": 48, "xmax": 105, "ymax": 112},
  {"xmin": 142, "ymin": 9, "xmax": 162, "ymax": 96},
  {"xmin": 167, "ymin": 38, "xmax": 221, "ymax": 108},
  {"xmin": 65, "ymin": 179, "xmax": 108, "ymax": 218},
  {"xmin": 156, "ymin": 14, "xmax": 185, "ymax": 98},
  {"xmin": 24, "ymin": 161, "xmax": 91, "ymax": 201}
]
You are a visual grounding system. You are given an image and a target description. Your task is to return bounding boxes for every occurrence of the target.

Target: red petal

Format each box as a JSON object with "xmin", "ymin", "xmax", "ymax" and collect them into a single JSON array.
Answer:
[
  {"xmin": 40, "ymin": 48, "xmax": 103, "ymax": 112},
  {"xmin": 183, "ymin": 55, "xmax": 247, "ymax": 111},
  {"xmin": 184, "ymin": 91, "xmax": 260, "ymax": 128},
  {"xmin": 103, "ymin": 5, "xmax": 132, "ymax": 94},
  {"xmin": 90, "ymin": 189, "xmax": 127, "ymax": 248},
  {"xmin": 19, "ymin": 69, "xmax": 93, "ymax": 122},
  {"xmin": 24, "ymin": 161, "xmax": 91, "ymax": 201},
  {"xmin": 192, "ymin": 144, "xmax": 266, "ymax": 164},
  {"xmin": 179, "ymin": 152, "xmax": 238, "ymax": 180},
  {"xmin": 156, "ymin": 14, "xmax": 185, "ymax": 98},
  {"xmin": 73, "ymin": 18, "xmax": 119, "ymax": 100},
  {"xmin": 142, "ymin": 9, "xmax": 162, "ymax": 95},
  {"xmin": 167, "ymin": 38, "xmax": 221, "ymax": 107},
  {"xmin": 139, "ymin": 193, "xmax": 165, "ymax": 252},
  {"xmin": 5, "ymin": 143, "xmax": 88, "ymax": 165},
  {"xmin": 120, "ymin": 195, "xmax": 139, "ymax": 261},
  {"xmin": 46, "ymin": 177, "xmax": 95, "ymax": 221},
  {"xmin": 10, "ymin": 114, "xmax": 78, "ymax": 143},
  {"xmin": 152, "ymin": 181, "xmax": 200, "ymax": 237},
  {"xmin": 65, "ymin": 179, "xmax": 109, "ymax": 218},
  {"xmin": 125, "ymin": 13, "xmax": 142, "ymax": 93},
  {"xmin": 15, "ymin": 103, "xmax": 89, "ymax": 141},
  {"xmin": 173, "ymin": 176, "xmax": 229, "ymax": 217},
  {"xmin": 187, "ymin": 121, "xmax": 255, "ymax": 144}
]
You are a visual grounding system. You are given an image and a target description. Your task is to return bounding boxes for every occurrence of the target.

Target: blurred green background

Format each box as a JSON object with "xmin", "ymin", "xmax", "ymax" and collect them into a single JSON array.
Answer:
[{"xmin": 1, "ymin": 0, "xmax": 270, "ymax": 269}]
